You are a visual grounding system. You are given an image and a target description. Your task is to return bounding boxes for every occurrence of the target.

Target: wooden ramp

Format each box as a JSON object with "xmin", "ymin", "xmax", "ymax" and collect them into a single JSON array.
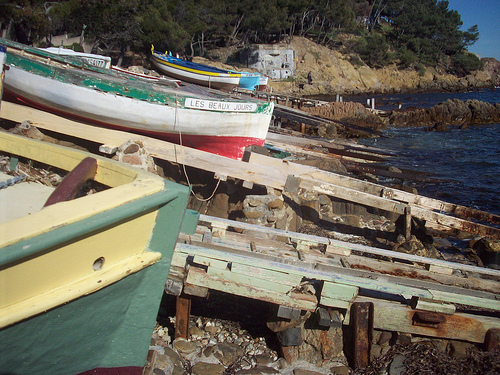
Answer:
[
  {"xmin": 169, "ymin": 214, "xmax": 500, "ymax": 344},
  {"xmin": 1, "ymin": 101, "xmax": 499, "ymax": 240}
]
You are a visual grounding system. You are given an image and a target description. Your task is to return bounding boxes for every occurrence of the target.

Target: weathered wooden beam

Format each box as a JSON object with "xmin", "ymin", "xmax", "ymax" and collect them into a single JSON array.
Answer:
[
  {"xmin": 290, "ymin": 175, "xmax": 500, "ymax": 239},
  {"xmin": 185, "ymin": 266, "xmax": 318, "ymax": 311},
  {"xmin": 248, "ymin": 152, "xmax": 500, "ymax": 226},
  {"xmin": 364, "ymin": 298, "xmax": 500, "ymax": 343},
  {"xmin": 3, "ymin": 102, "xmax": 498, "ymax": 238},
  {"xmin": 0, "ymin": 101, "xmax": 285, "ymax": 188},
  {"xmin": 197, "ymin": 214, "xmax": 500, "ymax": 279},
  {"xmin": 177, "ymin": 241, "xmax": 500, "ymax": 312}
]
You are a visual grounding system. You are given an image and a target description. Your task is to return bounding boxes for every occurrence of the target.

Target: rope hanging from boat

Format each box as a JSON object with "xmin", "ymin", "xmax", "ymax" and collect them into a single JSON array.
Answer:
[{"xmin": 174, "ymin": 93, "xmax": 221, "ymax": 202}]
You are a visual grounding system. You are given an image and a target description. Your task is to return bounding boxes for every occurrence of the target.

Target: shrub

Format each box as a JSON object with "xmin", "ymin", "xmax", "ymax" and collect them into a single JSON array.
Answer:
[{"xmin": 450, "ymin": 53, "xmax": 483, "ymax": 76}]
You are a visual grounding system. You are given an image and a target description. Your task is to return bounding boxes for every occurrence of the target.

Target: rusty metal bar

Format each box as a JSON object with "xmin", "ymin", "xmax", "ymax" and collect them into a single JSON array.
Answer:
[
  {"xmin": 175, "ymin": 294, "xmax": 191, "ymax": 340},
  {"xmin": 351, "ymin": 302, "xmax": 373, "ymax": 369}
]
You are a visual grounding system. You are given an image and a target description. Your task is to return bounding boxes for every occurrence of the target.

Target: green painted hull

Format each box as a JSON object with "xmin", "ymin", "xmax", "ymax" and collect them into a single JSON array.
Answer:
[
  {"xmin": 0, "ymin": 133, "xmax": 195, "ymax": 374},
  {"xmin": 0, "ymin": 262, "xmax": 164, "ymax": 374}
]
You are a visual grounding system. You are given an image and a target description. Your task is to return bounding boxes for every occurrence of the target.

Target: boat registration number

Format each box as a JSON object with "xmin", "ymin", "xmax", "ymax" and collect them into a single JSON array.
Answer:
[{"xmin": 185, "ymin": 98, "xmax": 257, "ymax": 112}]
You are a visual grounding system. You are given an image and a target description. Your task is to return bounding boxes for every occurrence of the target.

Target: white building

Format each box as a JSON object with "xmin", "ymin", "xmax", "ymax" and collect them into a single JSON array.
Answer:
[{"xmin": 240, "ymin": 44, "xmax": 296, "ymax": 80}]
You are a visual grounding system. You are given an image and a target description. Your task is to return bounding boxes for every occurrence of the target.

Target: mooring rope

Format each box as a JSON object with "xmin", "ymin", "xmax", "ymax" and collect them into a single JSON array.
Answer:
[
  {"xmin": 174, "ymin": 94, "xmax": 221, "ymax": 202},
  {"xmin": 0, "ymin": 175, "xmax": 26, "ymax": 189}
]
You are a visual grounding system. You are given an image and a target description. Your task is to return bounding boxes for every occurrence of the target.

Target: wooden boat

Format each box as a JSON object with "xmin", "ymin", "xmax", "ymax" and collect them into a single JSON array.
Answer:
[
  {"xmin": 1, "ymin": 38, "xmax": 274, "ymax": 160},
  {"xmin": 237, "ymin": 71, "xmax": 261, "ymax": 90},
  {"xmin": 151, "ymin": 49, "xmax": 241, "ymax": 91},
  {"xmin": 258, "ymin": 75, "xmax": 269, "ymax": 91},
  {"xmin": 0, "ymin": 130, "xmax": 197, "ymax": 374},
  {"xmin": 42, "ymin": 46, "xmax": 182, "ymax": 84},
  {"xmin": 42, "ymin": 46, "xmax": 112, "ymax": 68}
]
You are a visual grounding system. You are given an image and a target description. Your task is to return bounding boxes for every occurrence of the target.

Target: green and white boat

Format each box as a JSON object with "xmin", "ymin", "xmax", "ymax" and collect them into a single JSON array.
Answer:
[
  {"xmin": 0, "ymin": 129, "xmax": 198, "ymax": 374},
  {"xmin": 1, "ymin": 38, "xmax": 274, "ymax": 160}
]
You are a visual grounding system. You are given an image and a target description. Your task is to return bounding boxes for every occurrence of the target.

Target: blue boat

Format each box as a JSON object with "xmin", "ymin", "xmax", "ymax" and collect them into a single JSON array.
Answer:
[
  {"xmin": 237, "ymin": 71, "xmax": 261, "ymax": 90},
  {"xmin": 151, "ymin": 49, "xmax": 241, "ymax": 91}
]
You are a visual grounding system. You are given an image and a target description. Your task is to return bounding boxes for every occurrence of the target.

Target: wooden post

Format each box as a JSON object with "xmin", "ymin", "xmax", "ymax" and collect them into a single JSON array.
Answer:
[
  {"xmin": 175, "ymin": 294, "xmax": 191, "ymax": 339},
  {"xmin": 352, "ymin": 302, "xmax": 373, "ymax": 369},
  {"xmin": 405, "ymin": 206, "xmax": 412, "ymax": 241}
]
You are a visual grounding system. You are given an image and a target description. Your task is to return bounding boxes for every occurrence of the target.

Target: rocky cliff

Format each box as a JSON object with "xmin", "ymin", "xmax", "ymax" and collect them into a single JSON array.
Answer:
[{"xmin": 265, "ymin": 37, "xmax": 500, "ymax": 96}]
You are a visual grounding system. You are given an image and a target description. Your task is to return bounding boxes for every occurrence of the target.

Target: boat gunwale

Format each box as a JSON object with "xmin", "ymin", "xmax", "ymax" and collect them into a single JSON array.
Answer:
[{"xmin": 0, "ymin": 132, "xmax": 177, "ymax": 251}]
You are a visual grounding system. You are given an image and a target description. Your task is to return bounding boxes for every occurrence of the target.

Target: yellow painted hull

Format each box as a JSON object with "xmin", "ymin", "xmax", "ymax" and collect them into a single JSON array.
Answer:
[{"xmin": 0, "ymin": 132, "xmax": 194, "ymax": 374}]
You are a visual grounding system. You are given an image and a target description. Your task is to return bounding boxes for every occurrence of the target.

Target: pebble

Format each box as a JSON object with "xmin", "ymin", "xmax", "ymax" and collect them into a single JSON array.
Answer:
[{"xmin": 148, "ymin": 316, "xmax": 344, "ymax": 375}]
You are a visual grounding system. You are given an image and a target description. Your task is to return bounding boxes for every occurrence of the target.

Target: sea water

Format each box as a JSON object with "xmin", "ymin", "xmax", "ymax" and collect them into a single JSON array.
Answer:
[{"xmin": 356, "ymin": 88, "xmax": 500, "ymax": 216}]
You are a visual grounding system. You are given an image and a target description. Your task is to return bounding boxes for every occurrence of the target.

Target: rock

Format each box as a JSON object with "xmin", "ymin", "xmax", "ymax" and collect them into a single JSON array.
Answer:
[
  {"xmin": 173, "ymin": 337, "xmax": 200, "ymax": 356},
  {"xmin": 470, "ymin": 237, "xmax": 500, "ymax": 269},
  {"xmin": 388, "ymin": 355, "xmax": 406, "ymax": 375},
  {"xmin": 156, "ymin": 348, "xmax": 185, "ymax": 375},
  {"xmin": 300, "ymin": 200, "xmax": 321, "ymax": 224},
  {"xmin": 191, "ymin": 362, "xmax": 226, "ymax": 375},
  {"xmin": 277, "ymin": 327, "xmax": 303, "ymax": 347},
  {"xmin": 447, "ymin": 340, "xmax": 475, "ymax": 359},
  {"xmin": 235, "ymin": 366, "xmax": 279, "ymax": 374},
  {"xmin": 114, "ymin": 139, "xmax": 157, "ymax": 173},
  {"xmin": 329, "ymin": 364, "xmax": 350, "ymax": 375},
  {"xmin": 206, "ymin": 192, "xmax": 230, "ymax": 219},
  {"xmin": 378, "ymin": 330, "xmax": 393, "ymax": 346},
  {"xmin": 213, "ymin": 342, "xmax": 245, "ymax": 366},
  {"xmin": 293, "ymin": 368, "xmax": 325, "ymax": 375},
  {"xmin": 389, "ymin": 98, "xmax": 500, "ymax": 128}
]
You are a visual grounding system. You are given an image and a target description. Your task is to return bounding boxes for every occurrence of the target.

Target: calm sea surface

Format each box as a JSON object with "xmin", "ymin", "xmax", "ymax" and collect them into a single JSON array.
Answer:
[{"xmin": 351, "ymin": 89, "xmax": 500, "ymax": 216}]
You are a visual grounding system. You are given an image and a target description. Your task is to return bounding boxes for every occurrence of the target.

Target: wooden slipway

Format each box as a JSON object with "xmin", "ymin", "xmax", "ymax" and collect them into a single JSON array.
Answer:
[
  {"xmin": 170, "ymin": 214, "xmax": 500, "ymax": 344},
  {"xmin": 1, "ymin": 102, "xmax": 500, "ymax": 345}
]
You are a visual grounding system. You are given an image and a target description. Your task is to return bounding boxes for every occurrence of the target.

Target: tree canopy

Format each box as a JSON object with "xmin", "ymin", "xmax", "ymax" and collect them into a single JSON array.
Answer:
[{"xmin": 0, "ymin": 0, "xmax": 481, "ymax": 74}]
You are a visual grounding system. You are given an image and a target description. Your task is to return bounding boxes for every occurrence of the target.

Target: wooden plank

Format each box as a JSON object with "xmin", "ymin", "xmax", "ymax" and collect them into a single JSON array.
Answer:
[
  {"xmin": 428, "ymin": 264, "xmax": 454, "ymax": 276},
  {"xmin": 0, "ymin": 101, "xmax": 285, "ymax": 189},
  {"xmin": 177, "ymin": 242, "xmax": 500, "ymax": 311},
  {"xmin": 3, "ymin": 102, "xmax": 497, "ymax": 237},
  {"xmin": 322, "ymin": 281, "xmax": 359, "ymax": 302},
  {"xmin": 321, "ymin": 252, "xmax": 500, "ymax": 294},
  {"xmin": 410, "ymin": 297, "xmax": 456, "ymax": 315},
  {"xmin": 366, "ymin": 298, "xmax": 500, "ymax": 343},
  {"xmin": 207, "ymin": 267, "xmax": 295, "ymax": 294},
  {"xmin": 199, "ymin": 214, "xmax": 500, "ymax": 279},
  {"xmin": 319, "ymin": 296, "xmax": 351, "ymax": 310},
  {"xmin": 294, "ymin": 175, "xmax": 500, "ymax": 239},
  {"xmin": 192, "ymin": 255, "xmax": 229, "ymax": 270},
  {"xmin": 230, "ymin": 263, "xmax": 303, "ymax": 286},
  {"xmin": 186, "ymin": 266, "xmax": 318, "ymax": 311}
]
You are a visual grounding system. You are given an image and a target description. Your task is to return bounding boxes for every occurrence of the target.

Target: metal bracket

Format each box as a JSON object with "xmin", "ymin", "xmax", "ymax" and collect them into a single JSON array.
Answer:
[
  {"xmin": 277, "ymin": 305, "xmax": 301, "ymax": 320},
  {"xmin": 284, "ymin": 175, "xmax": 300, "ymax": 194},
  {"xmin": 394, "ymin": 203, "xmax": 408, "ymax": 214},
  {"xmin": 381, "ymin": 188, "xmax": 394, "ymax": 199}
]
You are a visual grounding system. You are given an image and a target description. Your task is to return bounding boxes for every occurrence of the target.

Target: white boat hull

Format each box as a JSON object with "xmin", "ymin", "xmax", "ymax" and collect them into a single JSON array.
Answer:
[{"xmin": 4, "ymin": 66, "xmax": 273, "ymax": 159}]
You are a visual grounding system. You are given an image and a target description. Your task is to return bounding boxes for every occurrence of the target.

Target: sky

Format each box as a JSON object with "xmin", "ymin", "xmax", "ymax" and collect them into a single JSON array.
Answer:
[{"xmin": 447, "ymin": 0, "xmax": 500, "ymax": 60}]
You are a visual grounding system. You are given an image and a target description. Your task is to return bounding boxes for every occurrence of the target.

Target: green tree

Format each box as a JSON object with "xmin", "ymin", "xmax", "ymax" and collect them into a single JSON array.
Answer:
[
  {"xmin": 383, "ymin": 0, "xmax": 480, "ymax": 70},
  {"xmin": 0, "ymin": 1, "xmax": 54, "ymax": 45}
]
